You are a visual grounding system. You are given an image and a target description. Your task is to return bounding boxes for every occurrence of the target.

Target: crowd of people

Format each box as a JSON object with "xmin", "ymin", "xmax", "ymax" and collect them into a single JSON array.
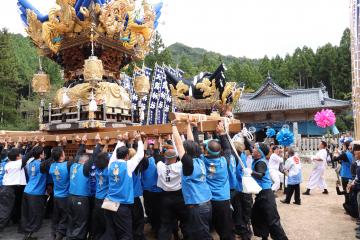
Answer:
[
  {"xmin": 1, "ymin": 116, "xmax": 360, "ymax": 240},
  {"xmin": 0, "ymin": 118, "xmax": 316, "ymax": 240},
  {"xmin": 6, "ymin": 121, "xmax": 360, "ymax": 240},
  {"xmin": 328, "ymin": 135, "xmax": 360, "ymax": 239}
]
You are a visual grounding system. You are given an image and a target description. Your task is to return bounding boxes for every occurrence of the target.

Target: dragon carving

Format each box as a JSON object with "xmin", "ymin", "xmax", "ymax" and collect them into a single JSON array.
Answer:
[
  {"xmin": 26, "ymin": 9, "xmax": 44, "ymax": 46},
  {"xmin": 41, "ymin": 0, "xmax": 78, "ymax": 52},
  {"xmin": 169, "ymin": 81, "xmax": 189, "ymax": 99},
  {"xmin": 221, "ymin": 82, "xmax": 242, "ymax": 105},
  {"xmin": 196, "ymin": 78, "xmax": 216, "ymax": 98},
  {"xmin": 98, "ymin": 0, "xmax": 135, "ymax": 38},
  {"xmin": 122, "ymin": 1, "xmax": 155, "ymax": 58}
]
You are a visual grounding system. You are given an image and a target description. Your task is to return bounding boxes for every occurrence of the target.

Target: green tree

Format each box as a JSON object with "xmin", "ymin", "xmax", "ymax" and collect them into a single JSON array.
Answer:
[
  {"xmin": 314, "ymin": 43, "xmax": 337, "ymax": 97},
  {"xmin": 145, "ymin": 31, "xmax": 174, "ymax": 68},
  {"xmin": 258, "ymin": 55, "xmax": 273, "ymax": 78},
  {"xmin": 0, "ymin": 28, "xmax": 20, "ymax": 125},
  {"xmin": 334, "ymin": 28, "xmax": 352, "ymax": 99},
  {"xmin": 178, "ymin": 55, "xmax": 198, "ymax": 78}
]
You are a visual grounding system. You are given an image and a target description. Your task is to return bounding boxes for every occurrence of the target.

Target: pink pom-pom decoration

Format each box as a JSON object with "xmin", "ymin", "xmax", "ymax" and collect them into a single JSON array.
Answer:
[{"xmin": 314, "ymin": 109, "xmax": 336, "ymax": 128}]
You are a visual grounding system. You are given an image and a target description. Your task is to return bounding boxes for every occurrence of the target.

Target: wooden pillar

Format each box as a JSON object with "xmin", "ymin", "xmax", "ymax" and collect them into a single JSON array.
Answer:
[
  {"xmin": 77, "ymin": 100, "xmax": 81, "ymax": 121},
  {"xmin": 48, "ymin": 103, "xmax": 52, "ymax": 123},
  {"xmin": 103, "ymin": 102, "xmax": 107, "ymax": 121},
  {"xmin": 350, "ymin": 1, "xmax": 360, "ymax": 140}
]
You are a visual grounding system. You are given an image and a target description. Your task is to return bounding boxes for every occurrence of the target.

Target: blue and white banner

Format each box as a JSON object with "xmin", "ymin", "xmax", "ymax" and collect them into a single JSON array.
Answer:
[
  {"xmin": 123, "ymin": 64, "xmax": 185, "ymax": 125},
  {"xmin": 156, "ymin": 65, "xmax": 168, "ymax": 124},
  {"xmin": 146, "ymin": 64, "xmax": 163, "ymax": 125},
  {"xmin": 131, "ymin": 66, "xmax": 152, "ymax": 124},
  {"xmin": 120, "ymin": 73, "xmax": 132, "ymax": 93}
]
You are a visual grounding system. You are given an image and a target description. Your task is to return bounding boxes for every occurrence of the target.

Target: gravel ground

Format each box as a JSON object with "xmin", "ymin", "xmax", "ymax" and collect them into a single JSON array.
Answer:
[{"xmin": 0, "ymin": 163, "xmax": 356, "ymax": 240}]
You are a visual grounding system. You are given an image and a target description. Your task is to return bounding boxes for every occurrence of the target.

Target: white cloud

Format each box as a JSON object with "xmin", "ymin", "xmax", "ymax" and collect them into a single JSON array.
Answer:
[{"xmin": 0, "ymin": 0, "xmax": 349, "ymax": 59}]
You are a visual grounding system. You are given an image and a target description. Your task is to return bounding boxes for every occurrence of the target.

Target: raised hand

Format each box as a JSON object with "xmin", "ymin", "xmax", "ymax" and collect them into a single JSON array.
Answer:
[
  {"xmin": 95, "ymin": 133, "xmax": 101, "ymax": 143},
  {"xmin": 61, "ymin": 136, "xmax": 67, "ymax": 146},
  {"xmin": 123, "ymin": 132, "xmax": 129, "ymax": 141},
  {"xmin": 81, "ymin": 134, "xmax": 88, "ymax": 143},
  {"xmin": 117, "ymin": 134, "xmax": 123, "ymax": 142},
  {"xmin": 216, "ymin": 121, "xmax": 226, "ymax": 135},
  {"xmin": 75, "ymin": 135, "xmax": 81, "ymax": 143},
  {"xmin": 134, "ymin": 131, "xmax": 141, "ymax": 141}
]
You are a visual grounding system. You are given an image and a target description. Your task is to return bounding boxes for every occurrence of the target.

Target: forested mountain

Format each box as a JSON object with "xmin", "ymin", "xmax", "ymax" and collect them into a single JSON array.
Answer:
[
  {"xmin": 166, "ymin": 42, "xmax": 251, "ymax": 66},
  {"xmin": 0, "ymin": 28, "xmax": 353, "ymax": 130},
  {"xmin": 165, "ymin": 29, "xmax": 352, "ymax": 98}
]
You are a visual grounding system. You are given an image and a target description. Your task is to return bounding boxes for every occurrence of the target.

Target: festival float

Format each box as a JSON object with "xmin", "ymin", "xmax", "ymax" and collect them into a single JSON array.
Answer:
[{"xmin": 1, "ymin": 0, "xmax": 244, "ymax": 151}]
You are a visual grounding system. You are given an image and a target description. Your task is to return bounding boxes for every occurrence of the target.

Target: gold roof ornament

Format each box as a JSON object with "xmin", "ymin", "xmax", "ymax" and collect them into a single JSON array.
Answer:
[{"xmin": 21, "ymin": 0, "xmax": 162, "ymax": 75}]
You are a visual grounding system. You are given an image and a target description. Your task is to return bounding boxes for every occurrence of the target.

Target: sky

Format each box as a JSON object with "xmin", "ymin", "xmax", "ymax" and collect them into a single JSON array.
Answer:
[{"xmin": 0, "ymin": 0, "xmax": 350, "ymax": 59}]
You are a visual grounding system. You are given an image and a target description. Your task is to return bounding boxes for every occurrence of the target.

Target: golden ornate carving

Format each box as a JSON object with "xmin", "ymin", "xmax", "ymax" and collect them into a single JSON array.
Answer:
[
  {"xmin": 41, "ymin": 0, "xmax": 77, "ymax": 53},
  {"xmin": 195, "ymin": 78, "xmax": 216, "ymax": 98},
  {"xmin": 26, "ymin": 9, "xmax": 44, "ymax": 46},
  {"xmin": 174, "ymin": 91, "xmax": 220, "ymax": 111},
  {"xmin": 24, "ymin": 0, "xmax": 157, "ymax": 61},
  {"xmin": 98, "ymin": 0, "xmax": 134, "ymax": 38},
  {"xmin": 221, "ymin": 82, "xmax": 234, "ymax": 105},
  {"xmin": 232, "ymin": 88, "xmax": 242, "ymax": 105},
  {"xmin": 53, "ymin": 82, "xmax": 131, "ymax": 109},
  {"xmin": 122, "ymin": 1, "xmax": 155, "ymax": 58},
  {"xmin": 169, "ymin": 81, "xmax": 189, "ymax": 99},
  {"xmin": 221, "ymin": 82, "xmax": 243, "ymax": 105}
]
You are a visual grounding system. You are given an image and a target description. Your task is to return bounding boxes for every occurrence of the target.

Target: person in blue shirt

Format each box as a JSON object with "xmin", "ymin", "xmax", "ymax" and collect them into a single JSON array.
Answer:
[
  {"xmin": 230, "ymin": 137, "xmax": 253, "ymax": 240},
  {"xmin": 41, "ymin": 142, "xmax": 71, "ymax": 240},
  {"xmin": 249, "ymin": 143, "xmax": 288, "ymax": 240},
  {"xmin": 335, "ymin": 142, "xmax": 354, "ymax": 191},
  {"xmin": 141, "ymin": 139, "xmax": 163, "ymax": 237},
  {"xmin": 172, "ymin": 121, "xmax": 213, "ymax": 240},
  {"xmin": 130, "ymin": 146, "xmax": 147, "ymax": 240},
  {"xmin": 0, "ymin": 143, "xmax": 9, "ymax": 232},
  {"xmin": 90, "ymin": 135, "xmax": 110, "ymax": 240},
  {"xmin": 0, "ymin": 144, "xmax": 8, "ymax": 187},
  {"xmin": 21, "ymin": 145, "xmax": 47, "ymax": 240},
  {"xmin": 67, "ymin": 135, "xmax": 97, "ymax": 240},
  {"xmin": 201, "ymin": 122, "xmax": 235, "ymax": 240},
  {"xmin": 102, "ymin": 132, "xmax": 144, "ymax": 240}
]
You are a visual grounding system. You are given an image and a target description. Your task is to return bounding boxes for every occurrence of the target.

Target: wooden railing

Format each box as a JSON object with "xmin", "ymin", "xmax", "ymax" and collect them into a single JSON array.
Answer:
[
  {"xmin": 41, "ymin": 103, "xmax": 134, "ymax": 125},
  {"xmin": 299, "ymin": 137, "xmax": 339, "ymax": 153}
]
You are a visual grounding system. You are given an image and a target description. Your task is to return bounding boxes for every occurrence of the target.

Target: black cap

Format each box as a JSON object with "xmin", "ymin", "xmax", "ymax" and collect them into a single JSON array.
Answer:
[
  {"xmin": 353, "ymin": 141, "xmax": 360, "ymax": 152},
  {"xmin": 257, "ymin": 142, "xmax": 270, "ymax": 156}
]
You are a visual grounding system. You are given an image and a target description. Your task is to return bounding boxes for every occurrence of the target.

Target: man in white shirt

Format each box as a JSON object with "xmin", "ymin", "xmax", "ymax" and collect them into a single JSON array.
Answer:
[
  {"xmin": 268, "ymin": 146, "xmax": 284, "ymax": 192},
  {"xmin": 303, "ymin": 141, "xmax": 329, "ymax": 195},
  {"xmin": 0, "ymin": 147, "xmax": 27, "ymax": 231},
  {"xmin": 156, "ymin": 148, "xmax": 189, "ymax": 240}
]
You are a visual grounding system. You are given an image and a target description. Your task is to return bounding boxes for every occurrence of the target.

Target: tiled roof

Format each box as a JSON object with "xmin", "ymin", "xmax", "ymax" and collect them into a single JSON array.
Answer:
[{"xmin": 234, "ymin": 78, "xmax": 351, "ymax": 113}]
